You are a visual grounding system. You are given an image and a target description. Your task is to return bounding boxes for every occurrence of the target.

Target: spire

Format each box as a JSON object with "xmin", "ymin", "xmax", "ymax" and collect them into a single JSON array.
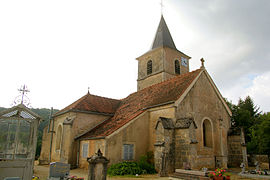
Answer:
[{"xmin": 151, "ymin": 15, "xmax": 176, "ymax": 50}]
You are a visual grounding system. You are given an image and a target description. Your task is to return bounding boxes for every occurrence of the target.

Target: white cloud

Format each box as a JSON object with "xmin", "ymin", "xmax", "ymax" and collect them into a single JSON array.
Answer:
[
  {"xmin": 247, "ymin": 72, "xmax": 270, "ymax": 112},
  {"xmin": 0, "ymin": 0, "xmax": 269, "ymax": 112}
]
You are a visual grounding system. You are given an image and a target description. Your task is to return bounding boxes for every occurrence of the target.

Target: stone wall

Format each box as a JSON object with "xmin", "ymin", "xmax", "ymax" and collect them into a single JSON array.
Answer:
[
  {"xmin": 39, "ymin": 111, "xmax": 111, "ymax": 167},
  {"xmin": 174, "ymin": 128, "xmax": 191, "ymax": 169},
  {"xmin": 105, "ymin": 112, "xmax": 150, "ymax": 165},
  {"xmin": 154, "ymin": 117, "xmax": 175, "ymax": 175},
  {"xmin": 149, "ymin": 105, "xmax": 175, "ymax": 152},
  {"xmin": 137, "ymin": 47, "xmax": 164, "ymax": 81},
  {"xmin": 227, "ymin": 128, "xmax": 248, "ymax": 167},
  {"xmin": 137, "ymin": 73, "xmax": 163, "ymax": 91},
  {"xmin": 136, "ymin": 47, "xmax": 190, "ymax": 90},
  {"xmin": 39, "ymin": 126, "xmax": 50, "ymax": 164},
  {"xmin": 175, "ymin": 71, "xmax": 231, "ymax": 170},
  {"xmin": 79, "ymin": 139, "xmax": 106, "ymax": 169},
  {"xmin": 248, "ymin": 154, "xmax": 269, "ymax": 169},
  {"xmin": 164, "ymin": 47, "xmax": 189, "ymax": 75}
]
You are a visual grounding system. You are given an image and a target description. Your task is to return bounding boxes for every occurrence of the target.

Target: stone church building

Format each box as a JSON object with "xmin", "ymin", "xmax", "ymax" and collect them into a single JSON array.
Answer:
[{"xmin": 40, "ymin": 16, "xmax": 247, "ymax": 172}]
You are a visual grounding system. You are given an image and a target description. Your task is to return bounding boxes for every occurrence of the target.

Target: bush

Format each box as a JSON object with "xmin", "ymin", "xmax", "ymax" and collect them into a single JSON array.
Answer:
[
  {"xmin": 107, "ymin": 161, "xmax": 142, "ymax": 175},
  {"xmin": 138, "ymin": 152, "xmax": 156, "ymax": 174},
  {"xmin": 108, "ymin": 152, "xmax": 156, "ymax": 176}
]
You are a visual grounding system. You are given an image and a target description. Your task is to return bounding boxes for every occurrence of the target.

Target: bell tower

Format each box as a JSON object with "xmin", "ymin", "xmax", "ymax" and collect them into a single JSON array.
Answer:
[{"xmin": 136, "ymin": 16, "xmax": 191, "ymax": 91}]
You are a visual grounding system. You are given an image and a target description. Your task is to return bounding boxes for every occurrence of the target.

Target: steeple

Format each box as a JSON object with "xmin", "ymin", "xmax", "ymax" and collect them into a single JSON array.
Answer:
[
  {"xmin": 136, "ymin": 15, "xmax": 191, "ymax": 91},
  {"xmin": 151, "ymin": 15, "xmax": 176, "ymax": 50}
]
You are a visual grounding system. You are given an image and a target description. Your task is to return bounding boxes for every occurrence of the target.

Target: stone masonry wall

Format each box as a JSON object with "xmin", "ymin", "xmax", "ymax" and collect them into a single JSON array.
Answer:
[
  {"xmin": 39, "ymin": 112, "xmax": 111, "ymax": 167},
  {"xmin": 175, "ymin": 71, "xmax": 231, "ymax": 169},
  {"xmin": 39, "ymin": 126, "xmax": 50, "ymax": 164},
  {"xmin": 137, "ymin": 47, "xmax": 190, "ymax": 90},
  {"xmin": 228, "ymin": 135, "xmax": 244, "ymax": 167}
]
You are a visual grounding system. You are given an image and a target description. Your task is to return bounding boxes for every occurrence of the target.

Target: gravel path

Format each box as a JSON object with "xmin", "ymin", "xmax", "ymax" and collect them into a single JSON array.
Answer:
[{"xmin": 34, "ymin": 164, "xmax": 170, "ymax": 180}]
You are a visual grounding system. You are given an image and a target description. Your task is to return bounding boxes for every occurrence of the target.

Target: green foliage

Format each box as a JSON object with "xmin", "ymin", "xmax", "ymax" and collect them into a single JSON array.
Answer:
[
  {"xmin": 108, "ymin": 161, "xmax": 142, "ymax": 176},
  {"xmin": 108, "ymin": 152, "xmax": 156, "ymax": 176},
  {"xmin": 247, "ymin": 112, "xmax": 270, "ymax": 155},
  {"xmin": 225, "ymin": 96, "xmax": 270, "ymax": 157},
  {"xmin": 0, "ymin": 107, "xmax": 58, "ymax": 158},
  {"xmin": 228, "ymin": 96, "xmax": 261, "ymax": 143},
  {"xmin": 138, "ymin": 151, "xmax": 156, "ymax": 174},
  {"xmin": 31, "ymin": 108, "xmax": 58, "ymax": 158}
]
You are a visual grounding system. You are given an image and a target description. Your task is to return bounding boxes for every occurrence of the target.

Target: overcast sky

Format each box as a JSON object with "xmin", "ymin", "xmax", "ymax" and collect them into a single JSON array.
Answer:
[{"xmin": 0, "ymin": 0, "xmax": 269, "ymax": 112}]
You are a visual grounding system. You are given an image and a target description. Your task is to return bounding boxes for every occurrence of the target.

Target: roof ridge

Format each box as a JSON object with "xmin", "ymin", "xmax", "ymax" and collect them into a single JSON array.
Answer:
[
  {"xmin": 88, "ymin": 93, "xmax": 120, "ymax": 102},
  {"xmin": 54, "ymin": 92, "xmax": 121, "ymax": 117},
  {"xmin": 139, "ymin": 69, "xmax": 202, "ymax": 92},
  {"xmin": 78, "ymin": 68, "xmax": 203, "ymax": 139},
  {"xmin": 120, "ymin": 69, "xmax": 202, "ymax": 102}
]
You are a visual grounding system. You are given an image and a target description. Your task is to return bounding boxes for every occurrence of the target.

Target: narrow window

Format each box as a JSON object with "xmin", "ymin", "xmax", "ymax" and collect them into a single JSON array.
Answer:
[
  {"xmin": 123, "ymin": 144, "xmax": 134, "ymax": 160},
  {"xmin": 82, "ymin": 143, "xmax": 88, "ymax": 158},
  {"xmin": 175, "ymin": 60, "xmax": 180, "ymax": 74},
  {"xmin": 203, "ymin": 122, "xmax": 206, "ymax": 146},
  {"xmin": 147, "ymin": 60, "xmax": 152, "ymax": 75},
  {"xmin": 56, "ymin": 125, "xmax": 62, "ymax": 150},
  {"xmin": 203, "ymin": 119, "xmax": 212, "ymax": 148}
]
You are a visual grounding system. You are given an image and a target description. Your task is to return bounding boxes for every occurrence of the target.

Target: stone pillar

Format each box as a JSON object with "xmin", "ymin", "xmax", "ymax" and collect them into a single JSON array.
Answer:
[
  {"xmin": 87, "ymin": 149, "xmax": 109, "ymax": 180},
  {"xmin": 228, "ymin": 127, "xmax": 248, "ymax": 167},
  {"xmin": 154, "ymin": 117, "xmax": 175, "ymax": 176}
]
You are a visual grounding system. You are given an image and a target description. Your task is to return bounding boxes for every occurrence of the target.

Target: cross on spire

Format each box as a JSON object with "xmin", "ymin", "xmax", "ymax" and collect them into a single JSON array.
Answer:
[
  {"xmin": 160, "ymin": 0, "xmax": 164, "ymax": 15},
  {"xmin": 200, "ymin": 58, "xmax": 205, "ymax": 68},
  {"xmin": 18, "ymin": 85, "xmax": 30, "ymax": 104}
]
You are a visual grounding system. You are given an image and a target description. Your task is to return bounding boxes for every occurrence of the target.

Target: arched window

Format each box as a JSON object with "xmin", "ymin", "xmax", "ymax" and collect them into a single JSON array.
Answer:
[
  {"xmin": 147, "ymin": 60, "xmax": 152, "ymax": 75},
  {"xmin": 175, "ymin": 60, "xmax": 180, "ymax": 74},
  {"xmin": 56, "ymin": 125, "xmax": 62, "ymax": 150},
  {"xmin": 203, "ymin": 119, "xmax": 212, "ymax": 148}
]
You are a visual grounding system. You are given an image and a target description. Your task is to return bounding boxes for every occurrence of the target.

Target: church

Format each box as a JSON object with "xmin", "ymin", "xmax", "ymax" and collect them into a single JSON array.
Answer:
[{"xmin": 40, "ymin": 15, "xmax": 247, "ymax": 172}]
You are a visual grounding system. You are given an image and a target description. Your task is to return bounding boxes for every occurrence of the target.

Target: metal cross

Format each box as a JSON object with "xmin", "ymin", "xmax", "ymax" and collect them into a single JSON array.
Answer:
[
  {"xmin": 18, "ymin": 85, "xmax": 30, "ymax": 104},
  {"xmin": 200, "ymin": 58, "xmax": 205, "ymax": 68},
  {"xmin": 160, "ymin": 0, "xmax": 164, "ymax": 15}
]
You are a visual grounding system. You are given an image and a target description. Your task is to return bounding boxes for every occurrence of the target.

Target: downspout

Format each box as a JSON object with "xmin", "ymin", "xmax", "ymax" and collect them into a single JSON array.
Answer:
[
  {"xmin": 76, "ymin": 140, "xmax": 80, "ymax": 168},
  {"xmin": 48, "ymin": 107, "xmax": 54, "ymax": 162}
]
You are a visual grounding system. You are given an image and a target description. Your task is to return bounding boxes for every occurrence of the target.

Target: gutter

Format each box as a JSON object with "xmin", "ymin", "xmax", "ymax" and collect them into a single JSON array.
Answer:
[
  {"xmin": 78, "ymin": 136, "xmax": 106, "ymax": 141},
  {"xmin": 53, "ymin": 109, "xmax": 114, "ymax": 118},
  {"xmin": 142, "ymin": 100, "xmax": 175, "ymax": 110},
  {"xmin": 74, "ymin": 117, "xmax": 111, "ymax": 140}
]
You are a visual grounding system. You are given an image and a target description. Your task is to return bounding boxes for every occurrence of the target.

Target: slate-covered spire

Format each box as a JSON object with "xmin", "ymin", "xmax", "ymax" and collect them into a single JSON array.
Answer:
[{"xmin": 151, "ymin": 15, "xmax": 176, "ymax": 50}]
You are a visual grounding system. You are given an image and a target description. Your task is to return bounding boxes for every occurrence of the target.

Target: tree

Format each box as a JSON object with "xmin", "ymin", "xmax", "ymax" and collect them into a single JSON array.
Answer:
[
  {"xmin": 0, "ymin": 107, "xmax": 58, "ymax": 158},
  {"xmin": 248, "ymin": 112, "xmax": 270, "ymax": 155},
  {"xmin": 230, "ymin": 96, "xmax": 260, "ymax": 143},
  {"xmin": 225, "ymin": 96, "xmax": 270, "ymax": 156}
]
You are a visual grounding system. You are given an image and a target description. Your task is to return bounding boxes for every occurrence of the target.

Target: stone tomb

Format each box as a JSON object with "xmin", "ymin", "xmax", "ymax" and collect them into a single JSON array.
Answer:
[
  {"xmin": 87, "ymin": 149, "xmax": 109, "ymax": 180},
  {"xmin": 49, "ymin": 162, "xmax": 70, "ymax": 180},
  {"xmin": 171, "ymin": 169, "xmax": 209, "ymax": 180}
]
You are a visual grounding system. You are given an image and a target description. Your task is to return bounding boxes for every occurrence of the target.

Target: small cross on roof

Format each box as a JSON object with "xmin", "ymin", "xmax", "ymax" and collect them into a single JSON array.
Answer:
[{"xmin": 200, "ymin": 58, "xmax": 205, "ymax": 68}]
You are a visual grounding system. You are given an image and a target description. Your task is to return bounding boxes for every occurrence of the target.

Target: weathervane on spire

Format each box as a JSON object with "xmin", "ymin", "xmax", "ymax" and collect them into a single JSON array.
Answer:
[
  {"xmin": 160, "ymin": 0, "xmax": 164, "ymax": 15},
  {"xmin": 12, "ymin": 85, "xmax": 31, "ymax": 107}
]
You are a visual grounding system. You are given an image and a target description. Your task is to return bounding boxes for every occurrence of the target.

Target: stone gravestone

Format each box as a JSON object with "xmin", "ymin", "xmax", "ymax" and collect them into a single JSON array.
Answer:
[
  {"xmin": 49, "ymin": 162, "xmax": 70, "ymax": 180},
  {"xmin": 183, "ymin": 162, "xmax": 191, "ymax": 170},
  {"xmin": 240, "ymin": 162, "xmax": 246, "ymax": 174},
  {"xmin": 255, "ymin": 161, "xmax": 260, "ymax": 171},
  {"xmin": 159, "ymin": 152, "xmax": 168, "ymax": 177},
  {"xmin": 87, "ymin": 149, "xmax": 109, "ymax": 180}
]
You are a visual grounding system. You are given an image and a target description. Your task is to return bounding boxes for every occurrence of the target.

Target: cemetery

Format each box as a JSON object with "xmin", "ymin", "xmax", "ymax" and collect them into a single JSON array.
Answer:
[
  {"xmin": 0, "ymin": 104, "xmax": 41, "ymax": 179},
  {"xmin": 0, "ymin": 1, "xmax": 269, "ymax": 180},
  {"xmin": 0, "ymin": 105, "xmax": 269, "ymax": 179}
]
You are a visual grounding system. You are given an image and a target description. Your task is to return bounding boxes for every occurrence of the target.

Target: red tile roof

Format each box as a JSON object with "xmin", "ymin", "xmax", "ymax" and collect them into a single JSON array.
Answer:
[
  {"xmin": 77, "ymin": 69, "xmax": 202, "ymax": 139},
  {"xmin": 54, "ymin": 93, "xmax": 121, "ymax": 117}
]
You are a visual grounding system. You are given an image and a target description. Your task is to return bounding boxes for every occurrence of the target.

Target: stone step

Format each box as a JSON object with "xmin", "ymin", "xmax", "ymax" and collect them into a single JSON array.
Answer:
[{"xmin": 170, "ymin": 172, "xmax": 209, "ymax": 180}]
